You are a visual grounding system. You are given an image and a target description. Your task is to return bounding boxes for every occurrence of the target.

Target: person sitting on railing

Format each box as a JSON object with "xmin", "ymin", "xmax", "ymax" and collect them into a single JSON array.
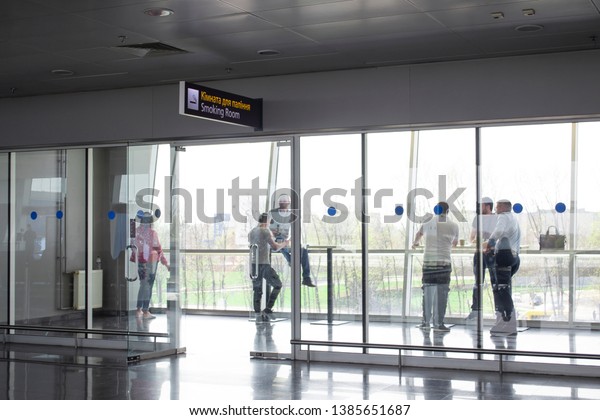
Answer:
[
  {"xmin": 249, "ymin": 212, "xmax": 289, "ymax": 322},
  {"xmin": 268, "ymin": 194, "xmax": 316, "ymax": 287}
]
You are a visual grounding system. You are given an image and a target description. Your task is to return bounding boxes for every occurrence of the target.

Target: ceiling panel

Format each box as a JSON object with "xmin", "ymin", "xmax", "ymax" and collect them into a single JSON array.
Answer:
[
  {"xmin": 474, "ymin": 31, "xmax": 600, "ymax": 55},
  {"xmin": 191, "ymin": 28, "xmax": 321, "ymax": 53},
  {"xmin": 75, "ymin": 0, "xmax": 243, "ymax": 27},
  {"xmin": 428, "ymin": 0, "xmax": 600, "ymax": 28},
  {"xmin": 216, "ymin": 0, "xmax": 347, "ymax": 13},
  {"xmin": 27, "ymin": 0, "xmax": 153, "ymax": 13},
  {"xmin": 0, "ymin": 0, "xmax": 60, "ymax": 21},
  {"xmin": 119, "ymin": 13, "xmax": 283, "ymax": 43},
  {"xmin": 253, "ymin": 0, "xmax": 420, "ymax": 26},
  {"xmin": 0, "ymin": 0, "xmax": 598, "ymax": 98},
  {"xmin": 408, "ymin": 0, "xmax": 534, "ymax": 11},
  {"xmin": 14, "ymin": 28, "xmax": 151, "ymax": 54},
  {"xmin": 292, "ymin": 13, "xmax": 446, "ymax": 41},
  {"xmin": 329, "ymin": 32, "xmax": 484, "ymax": 65}
]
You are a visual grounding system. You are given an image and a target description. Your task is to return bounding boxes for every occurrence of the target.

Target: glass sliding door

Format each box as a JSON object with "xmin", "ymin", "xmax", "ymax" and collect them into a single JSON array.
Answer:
[
  {"xmin": 91, "ymin": 145, "xmax": 131, "ymax": 334},
  {"xmin": 86, "ymin": 143, "xmax": 183, "ymax": 359},
  {"xmin": 299, "ymin": 134, "xmax": 363, "ymax": 348},
  {"xmin": 123, "ymin": 144, "xmax": 180, "ymax": 355},
  {"xmin": 174, "ymin": 139, "xmax": 290, "ymax": 356},
  {"xmin": 364, "ymin": 131, "xmax": 412, "ymax": 344},
  {"xmin": 13, "ymin": 150, "xmax": 86, "ymax": 328}
]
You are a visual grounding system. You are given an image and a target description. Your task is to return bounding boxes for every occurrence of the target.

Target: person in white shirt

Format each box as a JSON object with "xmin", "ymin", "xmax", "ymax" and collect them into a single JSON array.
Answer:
[
  {"xmin": 412, "ymin": 202, "xmax": 459, "ymax": 332},
  {"xmin": 484, "ymin": 199, "xmax": 521, "ymax": 335},
  {"xmin": 268, "ymin": 194, "xmax": 316, "ymax": 287}
]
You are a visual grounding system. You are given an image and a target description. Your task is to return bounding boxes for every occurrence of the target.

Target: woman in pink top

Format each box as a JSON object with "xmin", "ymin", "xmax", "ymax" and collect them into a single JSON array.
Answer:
[{"xmin": 131, "ymin": 212, "xmax": 170, "ymax": 319}]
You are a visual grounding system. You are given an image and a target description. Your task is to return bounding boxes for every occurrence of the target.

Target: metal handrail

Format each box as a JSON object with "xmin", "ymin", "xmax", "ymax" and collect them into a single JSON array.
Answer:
[
  {"xmin": 0, "ymin": 324, "xmax": 168, "ymax": 339},
  {"xmin": 167, "ymin": 247, "xmax": 600, "ymax": 255},
  {"xmin": 290, "ymin": 339, "xmax": 600, "ymax": 373},
  {"xmin": 291, "ymin": 338, "xmax": 600, "ymax": 360}
]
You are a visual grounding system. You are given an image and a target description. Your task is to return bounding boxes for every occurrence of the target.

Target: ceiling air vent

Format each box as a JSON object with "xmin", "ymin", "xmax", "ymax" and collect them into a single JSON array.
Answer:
[{"xmin": 113, "ymin": 42, "xmax": 188, "ymax": 58}]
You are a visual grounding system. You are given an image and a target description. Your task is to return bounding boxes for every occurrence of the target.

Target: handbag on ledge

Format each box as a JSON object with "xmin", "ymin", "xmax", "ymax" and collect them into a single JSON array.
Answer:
[{"xmin": 539, "ymin": 226, "xmax": 566, "ymax": 250}]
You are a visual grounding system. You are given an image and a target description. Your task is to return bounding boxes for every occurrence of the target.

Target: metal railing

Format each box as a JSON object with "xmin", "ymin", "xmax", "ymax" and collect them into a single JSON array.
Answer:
[
  {"xmin": 0, "ymin": 324, "xmax": 169, "ymax": 346},
  {"xmin": 290, "ymin": 339, "xmax": 600, "ymax": 374}
]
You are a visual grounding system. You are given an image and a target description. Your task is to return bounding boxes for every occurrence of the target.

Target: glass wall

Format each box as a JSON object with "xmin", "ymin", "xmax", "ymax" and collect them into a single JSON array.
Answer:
[
  {"xmin": 480, "ymin": 123, "xmax": 571, "ymax": 325},
  {"xmin": 574, "ymin": 121, "xmax": 600, "ymax": 323},
  {"xmin": 292, "ymin": 123, "xmax": 598, "ymax": 370},
  {"xmin": 409, "ymin": 128, "xmax": 476, "ymax": 323},
  {"xmin": 0, "ymin": 145, "xmax": 182, "ymax": 360},
  {"xmin": 363, "ymin": 128, "xmax": 477, "ymax": 354},
  {"xmin": 365, "ymin": 131, "xmax": 412, "ymax": 344},
  {"xmin": 1, "ymin": 119, "xmax": 599, "ymax": 371},
  {"xmin": 366, "ymin": 131, "xmax": 412, "ymax": 311}
]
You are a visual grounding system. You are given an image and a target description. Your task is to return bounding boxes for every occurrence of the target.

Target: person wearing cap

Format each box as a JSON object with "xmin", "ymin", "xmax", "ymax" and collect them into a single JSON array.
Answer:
[
  {"xmin": 131, "ymin": 211, "xmax": 170, "ymax": 319},
  {"xmin": 484, "ymin": 199, "xmax": 521, "ymax": 335},
  {"xmin": 249, "ymin": 212, "xmax": 289, "ymax": 322},
  {"xmin": 412, "ymin": 202, "xmax": 459, "ymax": 332},
  {"xmin": 466, "ymin": 197, "xmax": 498, "ymax": 320},
  {"xmin": 268, "ymin": 194, "xmax": 316, "ymax": 287}
]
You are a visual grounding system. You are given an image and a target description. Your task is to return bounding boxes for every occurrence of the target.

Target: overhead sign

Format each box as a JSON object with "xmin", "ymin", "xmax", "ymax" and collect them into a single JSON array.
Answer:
[{"xmin": 179, "ymin": 82, "xmax": 262, "ymax": 130}]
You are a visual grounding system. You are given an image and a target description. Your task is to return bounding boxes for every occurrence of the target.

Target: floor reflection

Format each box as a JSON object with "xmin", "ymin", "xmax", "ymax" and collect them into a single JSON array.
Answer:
[{"xmin": 1, "ymin": 315, "xmax": 600, "ymax": 400}]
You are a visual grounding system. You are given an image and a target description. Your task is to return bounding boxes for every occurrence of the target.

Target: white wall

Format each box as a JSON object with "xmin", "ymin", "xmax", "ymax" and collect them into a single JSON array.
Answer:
[{"xmin": 1, "ymin": 49, "xmax": 600, "ymax": 149}]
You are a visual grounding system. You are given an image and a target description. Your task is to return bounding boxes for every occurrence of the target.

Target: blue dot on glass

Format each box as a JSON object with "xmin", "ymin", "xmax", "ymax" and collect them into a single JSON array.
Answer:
[
  {"xmin": 136, "ymin": 210, "xmax": 144, "ymax": 218},
  {"xmin": 513, "ymin": 203, "xmax": 523, "ymax": 214},
  {"xmin": 394, "ymin": 205, "xmax": 404, "ymax": 216},
  {"xmin": 56, "ymin": 210, "xmax": 63, "ymax": 219},
  {"xmin": 30, "ymin": 211, "xmax": 38, "ymax": 220},
  {"xmin": 154, "ymin": 209, "xmax": 161, "ymax": 219},
  {"xmin": 433, "ymin": 204, "xmax": 443, "ymax": 215},
  {"xmin": 108, "ymin": 210, "xmax": 116, "ymax": 220},
  {"xmin": 327, "ymin": 207, "xmax": 336, "ymax": 216},
  {"xmin": 555, "ymin": 202, "xmax": 566, "ymax": 213}
]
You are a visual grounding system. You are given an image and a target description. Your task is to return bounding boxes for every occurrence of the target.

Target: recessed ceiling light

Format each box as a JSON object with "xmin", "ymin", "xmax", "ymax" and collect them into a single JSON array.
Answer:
[
  {"xmin": 515, "ymin": 24, "xmax": 544, "ymax": 32},
  {"xmin": 144, "ymin": 8, "xmax": 174, "ymax": 17},
  {"xmin": 51, "ymin": 69, "xmax": 74, "ymax": 76},
  {"xmin": 257, "ymin": 49, "xmax": 280, "ymax": 56}
]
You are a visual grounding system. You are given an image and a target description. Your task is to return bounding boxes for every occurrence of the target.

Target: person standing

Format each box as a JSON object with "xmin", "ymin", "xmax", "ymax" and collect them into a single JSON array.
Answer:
[
  {"xmin": 412, "ymin": 202, "xmax": 459, "ymax": 332},
  {"xmin": 269, "ymin": 194, "xmax": 316, "ymax": 287},
  {"xmin": 485, "ymin": 199, "xmax": 521, "ymax": 335},
  {"xmin": 249, "ymin": 213, "xmax": 289, "ymax": 322},
  {"xmin": 466, "ymin": 197, "xmax": 498, "ymax": 320},
  {"xmin": 131, "ymin": 212, "xmax": 170, "ymax": 319}
]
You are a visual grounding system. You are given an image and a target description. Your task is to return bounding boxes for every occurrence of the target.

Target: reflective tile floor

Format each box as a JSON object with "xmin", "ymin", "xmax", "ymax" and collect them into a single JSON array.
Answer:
[{"xmin": 1, "ymin": 315, "xmax": 600, "ymax": 400}]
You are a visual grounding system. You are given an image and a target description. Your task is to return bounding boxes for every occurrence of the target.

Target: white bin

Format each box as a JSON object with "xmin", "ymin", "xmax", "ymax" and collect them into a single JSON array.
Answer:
[{"xmin": 73, "ymin": 270, "xmax": 103, "ymax": 310}]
